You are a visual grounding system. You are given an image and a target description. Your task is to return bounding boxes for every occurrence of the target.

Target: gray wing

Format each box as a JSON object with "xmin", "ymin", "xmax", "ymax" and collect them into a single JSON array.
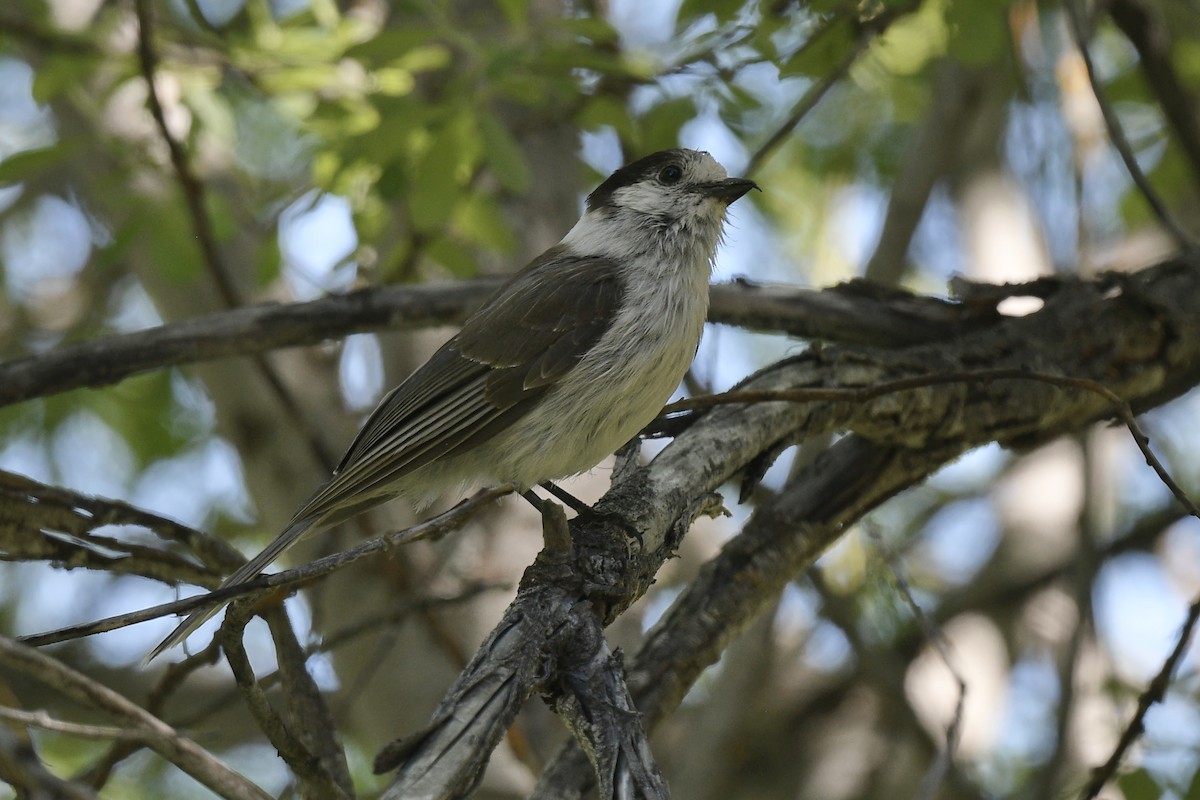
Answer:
[
  {"xmin": 146, "ymin": 250, "xmax": 624, "ymax": 661},
  {"xmin": 293, "ymin": 248, "xmax": 624, "ymax": 524}
]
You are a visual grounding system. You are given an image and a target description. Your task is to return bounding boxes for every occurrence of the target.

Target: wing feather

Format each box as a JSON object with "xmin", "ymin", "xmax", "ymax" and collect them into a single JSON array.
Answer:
[
  {"xmin": 291, "ymin": 249, "xmax": 624, "ymax": 525},
  {"xmin": 148, "ymin": 249, "xmax": 626, "ymax": 661}
]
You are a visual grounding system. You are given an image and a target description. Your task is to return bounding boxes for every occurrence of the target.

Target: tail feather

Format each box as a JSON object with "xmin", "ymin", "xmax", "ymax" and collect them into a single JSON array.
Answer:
[{"xmin": 144, "ymin": 515, "xmax": 321, "ymax": 664}]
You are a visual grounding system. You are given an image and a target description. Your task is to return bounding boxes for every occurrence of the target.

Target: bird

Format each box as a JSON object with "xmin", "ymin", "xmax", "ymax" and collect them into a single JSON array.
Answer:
[{"xmin": 147, "ymin": 148, "xmax": 757, "ymax": 661}]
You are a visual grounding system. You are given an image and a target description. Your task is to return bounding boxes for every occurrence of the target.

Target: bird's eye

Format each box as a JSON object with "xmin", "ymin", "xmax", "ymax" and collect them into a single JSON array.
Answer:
[{"xmin": 658, "ymin": 164, "xmax": 684, "ymax": 185}]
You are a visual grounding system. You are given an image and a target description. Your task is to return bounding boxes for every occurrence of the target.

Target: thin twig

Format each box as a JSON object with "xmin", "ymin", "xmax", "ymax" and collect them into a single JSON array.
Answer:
[
  {"xmin": 0, "ymin": 469, "xmax": 243, "ymax": 572},
  {"xmin": 0, "ymin": 707, "xmax": 146, "ymax": 741},
  {"xmin": 866, "ymin": 524, "xmax": 966, "ymax": 799},
  {"xmin": 18, "ymin": 485, "xmax": 513, "ymax": 647},
  {"xmin": 1079, "ymin": 597, "xmax": 1200, "ymax": 799},
  {"xmin": 746, "ymin": 3, "xmax": 917, "ymax": 174},
  {"xmin": 662, "ymin": 368, "xmax": 1200, "ymax": 523},
  {"xmin": 133, "ymin": 0, "xmax": 236, "ymax": 307},
  {"xmin": 0, "ymin": 636, "xmax": 271, "ymax": 800},
  {"xmin": 1063, "ymin": 0, "xmax": 1196, "ymax": 248},
  {"xmin": 132, "ymin": 0, "xmax": 337, "ymax": 471},
  {"xmin": 219, "ymin": 606, "xmax": 349, "ymax": 800},
  {"xmin": 672, "ymin": 366, "xmax": 1200, "ymax": 798},
  {"xmin": 746, "ymin": 33, "xmax": 866, "ymax": 175}
]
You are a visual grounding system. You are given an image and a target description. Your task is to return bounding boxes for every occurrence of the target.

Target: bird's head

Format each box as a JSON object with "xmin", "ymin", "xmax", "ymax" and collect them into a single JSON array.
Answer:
[
  {"xmin": 563, "ymin": 149, "xmax": 757, "ymax": 262},
  {"xmin": 586, "ymin": 148, "xmax": 758, "ymax": 226}
]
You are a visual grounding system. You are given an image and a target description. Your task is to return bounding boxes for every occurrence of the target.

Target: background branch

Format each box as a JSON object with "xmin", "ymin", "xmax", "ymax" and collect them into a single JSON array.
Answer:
[
  {"xmin": 1065, "ymin": 0, "xmax": 1196, "ymax": 248},
  {"xmin": 0, "ymin": 279, "xmax": 998, "ymax": 410},
  {"xmin": 0, "ymin": 635, "xmax": 271, "ymax": 800}
]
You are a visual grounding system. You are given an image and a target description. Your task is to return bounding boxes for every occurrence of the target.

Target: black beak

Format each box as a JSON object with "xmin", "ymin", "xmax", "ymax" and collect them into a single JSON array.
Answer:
[{"xmin": 699, "ymin": 177, "xmax": 760, "ymax": 204}]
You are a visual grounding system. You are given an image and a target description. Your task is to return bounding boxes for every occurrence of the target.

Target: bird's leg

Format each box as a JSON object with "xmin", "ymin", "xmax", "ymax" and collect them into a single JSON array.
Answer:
[
  {"xmin": 538, "ymin": 481, "xmax": 592, "ymax": 515},
  {"xmin": 520, "ymin": 489, "xmax": 546, "ymax": 513},
  {"xmin": 540, "ymin": 481, "xmax": 646, "ymax": 548},
  {"xmin": 525, "ymin": 483, "xmax": 644, "ymax": 552}
]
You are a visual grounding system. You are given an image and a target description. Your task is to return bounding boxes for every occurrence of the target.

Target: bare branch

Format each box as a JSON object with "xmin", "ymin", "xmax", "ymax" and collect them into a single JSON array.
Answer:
[
  {"xmin": 543, "ymin": 638, "xmax": 669, "ymax": 800},
  {"xmin": 1064, "ymin": 0, "xmax": 1196, "ymax": 248},
  {"xmin": 379, "ymin": 502, "xmax": 674, "ymax": 799},
  {"xmin": 220, "ymin": 605, "xmax": 350, "ymax": 800},
  {"xmin": 0, "ymin": 722, "xmax": 99, "ymax": 800},
  {"xmin": 1108, "ymin": 0, "xmax": 1200, "ymax": 187},
  {"xmin": 0, "ymin": 469, "xmax": 243, "ymax": 573},
  {"xmin": 0, "ymin": 278, "xmax": 997, "ymax": 410},
  {"xmin": 264, "ymin": 606, "xmax": 353, "ymax": 796},
  {"xmin": 0, "ymin": 706, "xmax": 147, "ymax": 741},
  {"xmin": 375, "ymin": 596, "xmax": 568, "ymax": 798},
  {"xmin": 660, "ymin": 367, "xmax": 1200, "ymax": 523},
  {"xmin": 18, "ymin": 485, "xmax": 512, "ymax": 648},
  {"xmin": 1080, "ymin": 597, "xmax": 1200, "ymax": 799},
  {"xmin": 531, "ymin": 254, "xmax": 1200, "ymax": 796},
  {"xmin": 0, "ymin": 280, "xmax": 499, "ymax": 409},
  {"xmin": 133, "ymin": 0, "xmax": 337, "ymax": 471},
  {"xmin": 0, "ymin": 635, "xmax": 271, "ymax": 800}
]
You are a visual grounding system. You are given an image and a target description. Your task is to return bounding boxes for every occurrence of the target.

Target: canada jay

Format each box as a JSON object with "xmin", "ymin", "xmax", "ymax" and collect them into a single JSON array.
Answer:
[{"xmin": 148, "ymin": 148, "xmax": 757, "ymax": 661}]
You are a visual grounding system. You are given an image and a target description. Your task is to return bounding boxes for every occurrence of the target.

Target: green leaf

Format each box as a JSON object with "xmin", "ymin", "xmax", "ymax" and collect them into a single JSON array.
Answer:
[
  {"xmin": 425, "ymin": 235, "xmax": 479, "ymax": 277},
  {"xmin": 946, "ymin": 0, "xmax": 1009, "ymax": 67},
  {"xmin": 145, "ymin": 199, "xmax": 203, "ymax": 283},
  {"xmin": 640, "ymin": 96, "xmax": 696, "ymax": 152},
  {"xmin": 873, "ymin": 0, "xmax": 949, "ymax": 76},
  {"xmin": 479, "ymin": 115, "xmax": 530, "ymax": 193},
  {"xmin": 452, "ymin": 193, "xmax": 517, "ymax": 255},
  {"xmin": 377, "ymin": 159, "xmax": 410, "ymax": 202},
  {"xmin": 396, "ymin": 44, "xmax": 453, "ymax": 74},
  {"xmin": 1184, "ymin": 764, "xmax": 1200, "ymax": 800},
  {"xmin": 495, "ymin": 0, "xmax": 529, "ymax": 29},
  {"xmin": 780, "ymin": 17, "xmax": 857, "ymax": 79},
  {"xmin": 558, "ymin": 15, "xmax": 620, "ymax": 46},
  {"xmin": 90, "ymin": 371, "xmax": 183, "ymax": 467},
  {"xmin": 31, "ymin": 55, "xmax": 100, "ymax": 103},
  {"xmin": 204, "ymin": 191, "xmax": 237, "ymax": 244},
  {"xmin": 344, "ymin": 26, "xmax": 441, "ymax": 62},
  {"xmin": 1117, "ymin": 768, "xmax": 1163, "ymax": 800},
  {"xmin": 257, "ymin": 233, "xmax": 283, "ymax": 288},
  {"xmin": 409, "ymin": 125, "xmax": 467, "ymax": 232},
  {"xmin": 577, "ymin": 96, "xmax": 638, "ymax": 142},
  {"xmin": 680, "ymin": 0, "xmax": 748, "ymax": 26},
  {"xmin": 0, "ymin": 142, "xmax": 78, "ymax": 186},
  {"xmin": 346, "ymin": 95, "xmax": 430, "ymax": 164}
]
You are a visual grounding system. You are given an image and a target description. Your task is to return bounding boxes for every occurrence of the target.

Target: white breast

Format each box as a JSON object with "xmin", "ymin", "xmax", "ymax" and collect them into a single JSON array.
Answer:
[{"xmin": 496, "ymin": 222, "xmax": 713, "ymax": 483}]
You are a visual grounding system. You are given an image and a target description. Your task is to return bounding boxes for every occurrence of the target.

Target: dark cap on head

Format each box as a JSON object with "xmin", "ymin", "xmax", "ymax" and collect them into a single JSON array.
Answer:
[{"xmin": 586, "ymin": 149, "xmax": 696, "ymax": 212}]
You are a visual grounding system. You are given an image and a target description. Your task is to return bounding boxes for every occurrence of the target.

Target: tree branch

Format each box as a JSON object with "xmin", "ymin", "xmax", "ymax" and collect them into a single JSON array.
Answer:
[
  {"xmin": 0, "ymin": 278, "xmax": 996, "ymax": 410},
  {"xmin": 377, "ymin": 503, "xmax": 670, "ymax": 800},
  {"xmin": 0, "ymin": 635, "xmax": 271, "ymax": 800},
  {"xmin": 1081, "ymin": 595, "xmax": 1200, "ymax": 799},
  {"xmin": 521, "ymin": 253, "xmax": 1200, "ymax": 796},
  {"xmin": 18, "ymin": 485, "xmax": 511, "ymax": 648},
  {"xmin": 0, "ymin": 469, "xmax": 243, "ymax": 584},
  {"xmin": 1108, "ymin": 0, "xmax": 1200, "ymax": 188},
  {"xmin": 1065, "ymin": 0, "xmax": 1196, "ymax": 248},
  {"xmin": 219, "ymin": 605, "xmax": 350, "ymax": 800},
  {"xmin": 134, "ymin": 0, "xmax": 337, "ymax": 472}
]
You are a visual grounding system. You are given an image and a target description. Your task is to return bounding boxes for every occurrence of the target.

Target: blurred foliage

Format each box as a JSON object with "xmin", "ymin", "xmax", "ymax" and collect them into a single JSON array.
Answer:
[{"xmin": 1, "ymin": 0, "xmax": 1199, "ymax": 798}]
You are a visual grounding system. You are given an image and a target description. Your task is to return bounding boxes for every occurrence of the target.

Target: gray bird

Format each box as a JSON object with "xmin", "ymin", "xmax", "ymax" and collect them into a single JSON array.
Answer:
[{"xmin": 148, "ymin": 148, "xmax": 757, "ymax": 661}]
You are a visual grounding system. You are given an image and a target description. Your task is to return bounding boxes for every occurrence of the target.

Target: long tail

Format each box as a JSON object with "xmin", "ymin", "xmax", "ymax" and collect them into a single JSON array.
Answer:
[{"xmin": 144, "ymin": 514, "xmax": 321, "ymax": 664}]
